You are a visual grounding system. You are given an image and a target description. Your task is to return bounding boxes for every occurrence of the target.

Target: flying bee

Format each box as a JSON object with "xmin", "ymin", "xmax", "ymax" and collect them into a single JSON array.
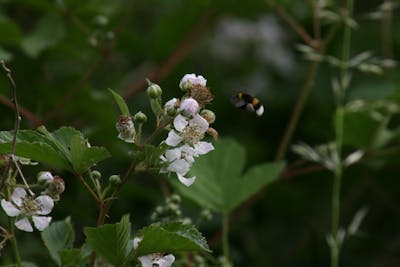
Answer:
[{"xmin": 231, "ymin": 91, "xmax": 264, "ymax": 116}]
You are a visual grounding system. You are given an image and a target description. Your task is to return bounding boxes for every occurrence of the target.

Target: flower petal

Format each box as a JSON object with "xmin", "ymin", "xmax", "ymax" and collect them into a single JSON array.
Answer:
[
  {"xmin": 11, "ymin": 187, "xmax": 27, "ymax": 207},
  {"xmin": 177, "ymin": 173, "xmax": 196, "ymax": 187},
  {"xmin": 1, "ymin": 199, "xmax": 21, "ymax": 217},
  {"xmin": 35, "ymin": 195, "xmax": 54, "ymax": 215},
  {"xmin": 15, "ymin": 217, "xmax": 33, "ymax": 232},
  {"xmin": 194, "ymin": 141, "xmax": 214, "ymax": 155},
  {"xmin": 32, "ymin": 216, "xmax": 52, "ymax": 231},
  {"xmin": 165, "ymin": 148, "xmax": 181, "ymax": 162},
  {"xmin": 165, "ymin": 130, "xmax": 183, "ymax": 147},
  {"xmin": 190, "ymin": 114, "xmax": 209, "ymax": 132},
  {"xmin": 155, "ymin": 254, "xmax": 175, "ymax": 267},
  {"xmin": 173, "ymin": 115, "xmax": 188, "ymax": 132},
  {"xmin": 138, "ymin": 255, "xmax": 154, "ymax": 267},
  {"xmin": 168, "ymin": 159, "xmax": 191, "ymax": 175}
]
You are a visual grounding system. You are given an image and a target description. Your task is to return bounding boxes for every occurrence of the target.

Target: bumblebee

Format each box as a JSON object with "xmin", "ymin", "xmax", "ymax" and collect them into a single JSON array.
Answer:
[{"xmin": 231, "ymin": 92, "xmax": 264, "ymax": 116}]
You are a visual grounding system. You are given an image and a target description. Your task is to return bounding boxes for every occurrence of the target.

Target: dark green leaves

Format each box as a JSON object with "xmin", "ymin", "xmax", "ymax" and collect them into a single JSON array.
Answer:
[
  {"xmin": 83, "ymin": 215, "xmax": 210, "ymax": 265},
  {"xmin": 135, "ymin": 222, "xmax": 210, "ymax": 256},
  {"xmin": 41, "ymin": 218, "xmax": 75, "ymax": 266},
  {"xmin": 84, "ymin": 215, "xmax": 131, "ymax": 266},
  {"xmin": 173, "ymin": 138, "xmax": 285, "ymax": 213},
  {"xmin": 0, "ymin": 126, "xmax": 110, "ymax": 173}
]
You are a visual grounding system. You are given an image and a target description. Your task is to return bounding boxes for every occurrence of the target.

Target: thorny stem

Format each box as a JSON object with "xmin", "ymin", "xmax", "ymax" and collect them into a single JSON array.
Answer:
[{"xmin": 330, "ymin": 1, "xmax": 353, "ymax": 267}]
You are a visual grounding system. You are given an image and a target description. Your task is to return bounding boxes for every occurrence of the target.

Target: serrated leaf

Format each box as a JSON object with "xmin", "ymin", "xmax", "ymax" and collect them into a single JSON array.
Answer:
[
  {"xmin": 135, "ymin": 222, "xmax": 210, "ymax": 256},
  {"xmin": 84, "ymin": 214, "xmax": 131, "ymax": 266},
  {"xmin": 109, "ymin": 88, "xmax": 131, "ymax": 116},
  {"xmin": 41, "ymin": 218, "xmax": 75, "ymax": 266},
  {"xmin": 60, "ymin": 248, "xmax": 90, "ymax": 267},
  {"xmin": 0, "ymin": 141, "xmax": 70, "ymax": 169},
  {"xmin": 172, "ymin": 138, "xmax": 285, "ymax": 213},
  {"xmin": 70, "ymin": 134, "xmax": 111, "ymax": 173}
]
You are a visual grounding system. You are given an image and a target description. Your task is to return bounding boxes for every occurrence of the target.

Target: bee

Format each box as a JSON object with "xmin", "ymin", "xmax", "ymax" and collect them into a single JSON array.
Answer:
[{"xmin": 231, "ymin": 92, "xmax": 264, "ymax": 116}]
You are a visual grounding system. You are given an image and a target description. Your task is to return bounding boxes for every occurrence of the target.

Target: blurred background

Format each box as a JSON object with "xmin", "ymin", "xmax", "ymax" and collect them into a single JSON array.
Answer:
[{"xmin": 0, "ymin": 0, "xmax": 399, "ymax": 266}]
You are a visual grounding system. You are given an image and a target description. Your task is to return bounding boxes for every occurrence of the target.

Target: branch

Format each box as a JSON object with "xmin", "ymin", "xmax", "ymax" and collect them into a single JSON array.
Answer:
[
  {"xmin": 0, "ymin": 61, "xmax": 21, "ymax": 191},
  {"xmin": 123, "ymin": 11, "xmax": 215, "ymax": 99},
  {"xmin": 0, "ymin": 95, "xmax": 42, "ymax": 127}
]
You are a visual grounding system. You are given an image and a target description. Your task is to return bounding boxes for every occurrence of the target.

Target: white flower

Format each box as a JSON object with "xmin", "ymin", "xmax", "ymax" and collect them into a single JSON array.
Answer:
[
  {"xmin": 134, "ymin": 237, "xmax": 175, "ymax": 267},
  {"xmin": 161, "ymin": 145, "xmax": 198, "ymax": 186},
  {"xmin": 1, "ymin": 187, "xmax": 54, "ymax": 232},
  {"xmin": 179, "ymin": 73, "xmax": 207, "ymax": 90},
  {"xmin": 166, "ymin": 114, "xmax": 210, "ymax": 147},
  {"xmin": 180, "ymin": 98, "xmax": 199, "ymax": 116}
]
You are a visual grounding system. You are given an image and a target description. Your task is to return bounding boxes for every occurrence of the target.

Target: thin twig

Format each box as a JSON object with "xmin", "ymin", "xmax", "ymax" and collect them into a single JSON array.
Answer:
[
  {"xmin": 0, "ymin": 61, "xmax": 21, "ymax": 192},
  {"xmin": 266, "ymin": 0, "xmax": 319, "ymax": 49},
  {"xmin": 123, "ymin": 11, "xmax": 215, "ymax": 99},
  {"xmin": 0, "ymin": 95, "xmax": 42, "ymax": 127}
]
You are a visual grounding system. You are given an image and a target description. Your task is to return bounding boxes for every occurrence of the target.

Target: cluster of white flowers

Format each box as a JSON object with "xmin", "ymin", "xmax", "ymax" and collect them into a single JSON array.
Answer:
[
  {"xmin": 161, "ymin": 74, "xmax": 215, "ymax": 187},
  {"xmin": 1, "ymin": 171, "xmax": 63, "ymax": 232}
]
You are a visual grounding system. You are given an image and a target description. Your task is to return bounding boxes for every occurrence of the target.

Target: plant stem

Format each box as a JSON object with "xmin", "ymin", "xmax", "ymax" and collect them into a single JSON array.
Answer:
[
  {"xmin": 8, "ymin": 217, "xmax": 22, "ymax": 267},
  {"xmin": 330, "ymin": 1, "xmax": 353, "ymax": 266},
  {"xmin": 222, "ymin": 212, "xmax": 230, "ymax": 261}
]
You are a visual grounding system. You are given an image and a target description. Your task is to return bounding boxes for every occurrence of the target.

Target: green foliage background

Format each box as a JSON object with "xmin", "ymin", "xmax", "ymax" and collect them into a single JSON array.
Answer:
[{"xmin": 0, "ymin": 0, "xmax": 399, "ymax": 266}]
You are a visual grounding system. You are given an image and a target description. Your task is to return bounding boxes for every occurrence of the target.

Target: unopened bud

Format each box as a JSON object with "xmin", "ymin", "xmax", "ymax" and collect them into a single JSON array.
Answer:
[
  {"xmin": 116, "ymin": 115, "xmax": 135, "ymax": 143},
  {"xmin": 37, "ymin": 171, "xmax": 54, "ymax": 184},
  {"xmin": 180, "ymin": 98, "xmax": 199, "ymax": 116},
  {"xmin": 146, "ymin": 82, "xmax": 162, "ymax": 99},
  {"xmin": 109, "ymin": 175, "xmax": 121, "ymax": 186},
  {"xmin": 200, "ymin": 109, "xmax": 216, "ymax": 124},
  {"xmin": 91, "ymin": 170, "xmax": 101, "ymax": 179},
  {"xmin": 179, "ymin": 74, "xmax": 207, "ymax": 91},
  {"xmin": 134, "ymin": 111, "xmax": 147, "ymax": 123}
]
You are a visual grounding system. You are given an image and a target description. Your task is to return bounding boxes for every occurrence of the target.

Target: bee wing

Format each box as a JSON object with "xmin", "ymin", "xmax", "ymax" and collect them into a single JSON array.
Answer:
[
  {"xmin": 246, "ymin": 103, "xmax": 255, "ymax": 112},
  {"xmin": 231, "ymin": 95, "xmax": 247, "ymax": 108}
]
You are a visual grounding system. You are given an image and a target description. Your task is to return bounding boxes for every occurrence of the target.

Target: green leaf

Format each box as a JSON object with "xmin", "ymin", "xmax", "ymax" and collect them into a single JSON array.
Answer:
[
  {"xmin": 41, "ymin": 218, "xmax": 75, "ymax": 266},
  {"xmin": 84, "ymin": 214, "xmax": 131, "ymax": 266},
  {"xmin": 60, "ymin": 248, "xmax": 90, "ymax": 267},
  {"xmin": 70, "ymin": 134, "xmax": 111, "ymax": 173},
  {"xmin": 20, "ymin": 14, "xmax": 65, "ymax": 57},
  {"xmin": 0, "ymin": 141, "xmax": 70, "ymax": 169},
  {"xmin": 109, "ymin": 88, "xmax": 131, "ymax": 116},
  {"xmin": 172, "ymin": 138, "xmax": 285, "ymax": 213},
  {"xmin": 135, "ymin": 222, "xmax": 210, "ymax": 256}
]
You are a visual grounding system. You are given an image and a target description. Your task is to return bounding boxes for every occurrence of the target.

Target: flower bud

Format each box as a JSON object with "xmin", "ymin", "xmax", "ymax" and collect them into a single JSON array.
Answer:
[
  {"xmin": 37, "ymin": 171, "xmax": 54, "ymax": 184},
  {"xmin": 109, "ymin": 175, "xmax": 121, "ymax": 186},
  {"xmin": 180, "ymin": 98, "xmax": 199, "ymax": 116},
  {"xmin": 146, "ymin": 83, "xmax": 162, "ymax": 99},
  {"xmin": 91, "ymin": 170, "xmax": 101, "ymax": 179},
  {"xmin": 200, "ymin": 109, "xmax": 216, "ymax": 124},
  {"xmin": 116, "ymin": 115, "xmax": 135, "ymax": 143},
  {"xmin": 134, "ymin": 111, "xmax": 148, "ymax": 123}
]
